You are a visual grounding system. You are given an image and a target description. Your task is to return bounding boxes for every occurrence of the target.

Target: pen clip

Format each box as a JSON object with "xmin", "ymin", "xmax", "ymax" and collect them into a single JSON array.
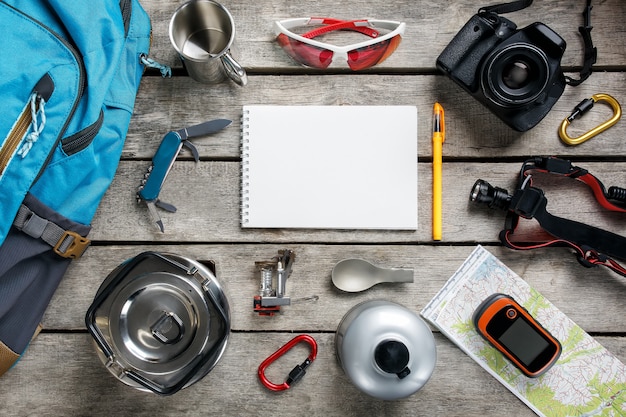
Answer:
[{"xmin": 433, "ymin": 102, "xmax": 445, "ymax": 139}]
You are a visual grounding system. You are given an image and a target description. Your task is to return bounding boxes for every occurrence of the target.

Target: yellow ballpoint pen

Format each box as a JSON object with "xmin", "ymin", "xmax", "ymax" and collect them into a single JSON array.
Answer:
[{"xmin": 432, "ymin": 102, "xmax": 445, "ymax": 241}]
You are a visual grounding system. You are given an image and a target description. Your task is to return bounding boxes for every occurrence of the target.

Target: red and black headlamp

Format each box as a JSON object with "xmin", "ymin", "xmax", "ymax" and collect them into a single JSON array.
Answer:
[{"xmin": 470, "ymin": 156, "xmax": 626, "ymax": 278}]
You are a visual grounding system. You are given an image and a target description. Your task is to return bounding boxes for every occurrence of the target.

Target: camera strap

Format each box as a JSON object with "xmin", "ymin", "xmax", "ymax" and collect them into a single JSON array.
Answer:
[
  {"xmin": 478, "ymin": 0, "xmax": 597, "ymax": 86},
  {"xmin": 564, "ymin": 0, "xmax": 597, "ymax": 86},
  {"xmin": 500, "ymin": 157, "xmax": 626, "ymax": 278}
]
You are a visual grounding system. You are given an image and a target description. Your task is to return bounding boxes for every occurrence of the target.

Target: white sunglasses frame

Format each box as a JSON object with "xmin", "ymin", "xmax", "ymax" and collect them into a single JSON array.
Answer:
[{"xmin": 274, "ymin": 18, "xmax": 405, "ymax": 68}]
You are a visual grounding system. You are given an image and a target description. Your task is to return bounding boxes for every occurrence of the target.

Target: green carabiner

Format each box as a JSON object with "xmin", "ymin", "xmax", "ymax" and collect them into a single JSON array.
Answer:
[{"xmin": 559, "ymin": 93, "xmax": 622, "ymax": 146}]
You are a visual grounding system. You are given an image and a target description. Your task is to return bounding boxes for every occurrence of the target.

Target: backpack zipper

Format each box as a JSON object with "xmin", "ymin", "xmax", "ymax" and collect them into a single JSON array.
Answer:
[
  {"xmin": 119, "ymin": 0, "xmax": 132, "ymax": 36},
  {"xmin": 0, "ymin": 103, "xmax": 32, "ymax": 176},
  {"xmin": 60, "ymin": 1, "xmax": 135, "ymax": 156},
  {"xmin": 60, "ymin": 0, "xmax": 134, "ymax": 157},
  {"xmin": 2, "ymin": 3, "xmax": 87, "ymax": 184},
  {"xmin": 0, "ymin": 74, "xmax": 55, "ymax": 176},
  {"xmin": 61, "ymin": 110, "xmax": 104, "ymax": 155}
]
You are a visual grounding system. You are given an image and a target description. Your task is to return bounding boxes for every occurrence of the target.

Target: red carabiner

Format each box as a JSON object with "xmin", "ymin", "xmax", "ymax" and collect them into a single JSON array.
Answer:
[{"xmin": 258, "ymin": 334, "xmax": 318, "ymax": 391}]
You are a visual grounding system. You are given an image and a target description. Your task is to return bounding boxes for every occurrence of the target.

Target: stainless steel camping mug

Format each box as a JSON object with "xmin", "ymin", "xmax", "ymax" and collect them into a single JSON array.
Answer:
[{"xmin": 169, "ymin": 0, "xmax": 247, "ymax": 85}]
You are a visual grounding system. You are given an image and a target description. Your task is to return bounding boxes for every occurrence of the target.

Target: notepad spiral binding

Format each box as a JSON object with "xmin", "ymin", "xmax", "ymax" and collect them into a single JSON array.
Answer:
[{"xmin": 240, "ymin": 109, "xmax": 250, "ymax": 225}]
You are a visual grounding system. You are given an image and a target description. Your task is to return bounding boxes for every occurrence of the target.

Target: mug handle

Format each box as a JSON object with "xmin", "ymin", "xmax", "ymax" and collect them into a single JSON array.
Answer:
[{"xmin": 221, "ymin": 51, "xmax": 248, "ymax": 86}]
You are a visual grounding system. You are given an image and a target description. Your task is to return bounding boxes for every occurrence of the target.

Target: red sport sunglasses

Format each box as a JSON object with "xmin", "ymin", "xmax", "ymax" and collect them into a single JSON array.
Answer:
[{"xmin": 274, "ymin": 17, "xmax": 405, "ymax": 71}]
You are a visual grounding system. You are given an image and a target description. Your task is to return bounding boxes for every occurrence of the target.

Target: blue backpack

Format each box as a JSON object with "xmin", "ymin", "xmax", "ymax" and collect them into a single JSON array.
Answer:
[{"xmin": 0, "ymin": 0, "xmax": 153, "ymax": 375}]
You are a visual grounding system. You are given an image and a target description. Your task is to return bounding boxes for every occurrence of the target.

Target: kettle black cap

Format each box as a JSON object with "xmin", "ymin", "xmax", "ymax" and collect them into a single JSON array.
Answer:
[{"xmin": 374, "ymin": 340, "xmax": 411, "ymax": 379}]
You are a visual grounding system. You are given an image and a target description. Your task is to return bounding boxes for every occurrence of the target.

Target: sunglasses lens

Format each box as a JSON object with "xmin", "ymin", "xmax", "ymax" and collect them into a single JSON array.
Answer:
[
  {"xmin": 347, "ymin": 34, "xmax": 402, "ymax": 71},
  {"xmin": 277, "ymin": 33, "xmax": 334, "ymax": 69}
]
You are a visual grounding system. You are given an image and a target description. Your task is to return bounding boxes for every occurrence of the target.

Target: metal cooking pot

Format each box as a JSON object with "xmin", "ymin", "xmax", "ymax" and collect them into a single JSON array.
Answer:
[
  {"xmin": 85, "ymin": 252, "xmax": 230, "ymax": 395},
  {"xmin": 335, "ymin": 300, "xmax": 436, "ymax": 400}
]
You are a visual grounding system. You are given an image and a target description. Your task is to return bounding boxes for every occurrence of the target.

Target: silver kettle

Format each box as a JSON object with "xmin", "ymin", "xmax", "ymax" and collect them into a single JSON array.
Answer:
[
  {"xmin": 335, "ymin": 300, "xmax": 436, "ymax": 400},
  {"xmin": 86, "ymin": 252, "xmax": 230, "ymax": 395}
]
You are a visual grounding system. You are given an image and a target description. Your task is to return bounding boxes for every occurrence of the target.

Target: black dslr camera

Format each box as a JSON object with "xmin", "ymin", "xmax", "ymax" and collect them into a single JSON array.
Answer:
[{"xmin": 436, "ymin": 12, "xmax": 567, "ymax": 132}]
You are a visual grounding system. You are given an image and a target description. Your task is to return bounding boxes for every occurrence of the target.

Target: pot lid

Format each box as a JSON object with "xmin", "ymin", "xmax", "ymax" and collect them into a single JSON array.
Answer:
[
  {"xmin": 335, "ymin": 300, "xmax": 436, "ymax": 400},
  {"xmin": 86, "ymin": 252, "xmax": 230, "ymax": 395}
]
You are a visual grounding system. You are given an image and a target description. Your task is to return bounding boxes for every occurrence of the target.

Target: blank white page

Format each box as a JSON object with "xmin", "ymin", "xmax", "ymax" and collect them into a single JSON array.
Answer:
[{"xmin": 241, "ymin": 105, "xmax": 417, "ymax": 230}]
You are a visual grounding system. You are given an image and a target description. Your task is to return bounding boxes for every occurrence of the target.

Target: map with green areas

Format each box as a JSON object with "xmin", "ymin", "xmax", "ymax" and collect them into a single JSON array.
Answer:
[{"xmin": 421, "ymin": 246, "xmax": 626, "ymax": 417}]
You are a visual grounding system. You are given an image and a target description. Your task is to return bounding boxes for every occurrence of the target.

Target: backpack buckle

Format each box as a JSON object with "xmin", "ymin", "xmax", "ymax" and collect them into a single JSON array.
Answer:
[{"xmin": 54, "ymin": 230, "xmax": 90, "ymax": 259}]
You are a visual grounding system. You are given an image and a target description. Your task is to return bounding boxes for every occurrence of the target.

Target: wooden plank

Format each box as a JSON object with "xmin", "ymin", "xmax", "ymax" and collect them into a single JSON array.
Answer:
[
  {"xmin": 89, "ymin": 161, "xmax": 626, "ymax": 243},
  {"xmin": 46, "ymin": 245, "xmax": 626, "ymax": 333},
  {"xmin": 140, "ymin": 0, "xmax": 626, "ymax": 70},
  {"xmin": 125, "ymin": 72, "xmax": 626, "ymax": 159},
  {"xmin": 2, "ymin": 332, "xmax": 623, "ymax": 416}
]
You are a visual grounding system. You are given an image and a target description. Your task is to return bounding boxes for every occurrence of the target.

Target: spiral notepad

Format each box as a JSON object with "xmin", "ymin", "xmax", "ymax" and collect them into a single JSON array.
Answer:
[{"xmin": 240, "ymin": 105, "xmax": 418, "ymax": 229}]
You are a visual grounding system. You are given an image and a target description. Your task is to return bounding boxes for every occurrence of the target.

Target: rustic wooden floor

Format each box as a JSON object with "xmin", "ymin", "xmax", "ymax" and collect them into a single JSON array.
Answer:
[{"xmin": 3, "ymin": 0, "xmax": 626, "ymax": 416}]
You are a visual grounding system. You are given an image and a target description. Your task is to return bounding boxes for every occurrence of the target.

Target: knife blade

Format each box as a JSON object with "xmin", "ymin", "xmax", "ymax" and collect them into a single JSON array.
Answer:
[{"xmin": 178, "ymin": 119, "xmax": 232, "ymax": 140}]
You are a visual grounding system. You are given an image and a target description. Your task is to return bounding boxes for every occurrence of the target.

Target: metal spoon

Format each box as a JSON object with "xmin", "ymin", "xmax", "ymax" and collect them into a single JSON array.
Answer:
[{"xmin": 331, "ymin": 258, "xmax": 414, "ymax": 292}]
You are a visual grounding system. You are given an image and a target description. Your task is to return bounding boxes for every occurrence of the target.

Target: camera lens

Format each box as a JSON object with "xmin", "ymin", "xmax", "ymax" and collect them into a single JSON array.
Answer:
[
  {"xmin": 482, "ymin": 43, "xmax": 550, "ymax": 107},
  {"xmin": 502, "ymin": 61, "xmax": 531, "ymax": 89}
]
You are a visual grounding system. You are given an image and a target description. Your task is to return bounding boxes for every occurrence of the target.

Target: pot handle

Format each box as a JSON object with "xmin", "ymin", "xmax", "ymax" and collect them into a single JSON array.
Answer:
[{"xmin": 151, "ymin": 311, "xmax": 185, "ymax": 344}]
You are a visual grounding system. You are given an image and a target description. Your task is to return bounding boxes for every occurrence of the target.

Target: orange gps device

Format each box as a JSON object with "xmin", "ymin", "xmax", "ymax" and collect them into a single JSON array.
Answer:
[{"xmin": 473, "ymin": 293, "xmax": 561, "ymax": 378}]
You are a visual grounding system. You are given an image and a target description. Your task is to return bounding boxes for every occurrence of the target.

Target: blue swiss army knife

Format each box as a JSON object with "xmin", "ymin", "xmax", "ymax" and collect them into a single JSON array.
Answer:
[{"xmin": 137, "ymin": 119, "xmax": 232, "ymax": 232}]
